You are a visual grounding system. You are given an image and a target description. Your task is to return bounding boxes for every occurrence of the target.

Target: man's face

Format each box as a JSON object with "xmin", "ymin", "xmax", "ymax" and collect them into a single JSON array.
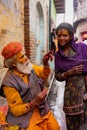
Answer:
[{"xmin": 15, "ymin": 51, "xmax": 33, "ymax": 74}]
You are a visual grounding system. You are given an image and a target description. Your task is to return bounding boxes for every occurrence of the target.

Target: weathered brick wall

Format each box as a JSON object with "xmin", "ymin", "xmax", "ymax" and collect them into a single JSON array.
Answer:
[
  {"xmin": 0, "ymin": 0, "xmax": 24, "ymax": 85},
  {"xmin": 76, "ymin": 22, "xmax": 87, "ymax": 42},
  {"xmin": 0, "ymin": 0, "xmax": 49, "ymax": 85},
  {"xmin": 23, "ymin": 0, "xmax": 49, "ymax": 63},
  {"xmin": 74, "ymin": 0, "xmax": 87, "ymax": 41},
  {"xmin": 29, "ymin": 0, "xmax": 49, "ymax": 63},
  {"xmin": 29, "ymin": 31, "xmax": 36, "ymax": 62},
  {"xmin": 24, "ymin": 0, "xmax": 30, "ymax": 59},
  {"xmin": 77, "ymin": 0, "xmax": 87, "ymax": 19}
]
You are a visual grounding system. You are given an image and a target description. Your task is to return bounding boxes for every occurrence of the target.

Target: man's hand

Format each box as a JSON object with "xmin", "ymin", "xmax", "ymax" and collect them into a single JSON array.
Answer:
[
  {"xmin": 43, "ymin": 51, "xmax": 53, "ymax": 66},
  {"xmin": 30, "ymin": 87, "xmax": 48, "ymax": 109}
]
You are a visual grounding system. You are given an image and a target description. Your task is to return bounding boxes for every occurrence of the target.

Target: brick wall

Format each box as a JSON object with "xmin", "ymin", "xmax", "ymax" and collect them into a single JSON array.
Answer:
[
  {"xmin": 23, "ymin": 0, "xmax": 49, "ymax": 63},
  {"xmin": 0, "ymin": 0, "xmax": 24, "ymax": 85},
  {"xmin": 74, "ymin": 0, "xmax": 87, "ymax": 41},
  {"xmin": 0, "ymin": 0, "xmax": 49, "ymax": 85},
  {"xmin": 24, "ymin": 0, "xmax": 30, "ymax": 59},
  {"xmin": 29, "ymin": 0, "xmax": 49, "ymax": 63}
]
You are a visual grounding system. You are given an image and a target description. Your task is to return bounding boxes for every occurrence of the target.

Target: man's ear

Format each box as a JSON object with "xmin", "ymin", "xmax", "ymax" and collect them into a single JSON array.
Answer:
[{"xmin": 12, "ymin": 61, "xmax": 16, "ymax": 67}]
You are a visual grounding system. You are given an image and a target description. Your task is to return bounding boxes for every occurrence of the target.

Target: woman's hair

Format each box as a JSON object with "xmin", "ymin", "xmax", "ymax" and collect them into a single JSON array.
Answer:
[
  {"xmin": 74, "ymin": 36, "xmax": 78, "ymax": 42},
  {"xmin": 56, "ymin": 22, "xmax": 74, "ymax": 37}
]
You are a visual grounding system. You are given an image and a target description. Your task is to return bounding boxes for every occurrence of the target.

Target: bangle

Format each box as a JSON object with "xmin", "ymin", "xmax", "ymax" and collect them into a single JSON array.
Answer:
[
  {"xmin": 61, "ymin": 73, "xmax": 66, "ymax": 78},
  {"xmin": 30, "ymin": 102, "xmax": 33, "ymax": 109}
]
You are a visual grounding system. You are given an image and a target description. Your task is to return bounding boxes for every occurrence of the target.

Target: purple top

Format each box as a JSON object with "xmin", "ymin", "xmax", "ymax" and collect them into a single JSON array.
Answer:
[{"xmin": 55, "ymin": 42, "xmax": 87, "ymax": 74}]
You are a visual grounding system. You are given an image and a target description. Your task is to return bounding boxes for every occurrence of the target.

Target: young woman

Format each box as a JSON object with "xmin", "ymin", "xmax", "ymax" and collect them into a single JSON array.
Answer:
[{"xmin": 55, "ymin": 22, "xmax": 87, "ymax": 130}]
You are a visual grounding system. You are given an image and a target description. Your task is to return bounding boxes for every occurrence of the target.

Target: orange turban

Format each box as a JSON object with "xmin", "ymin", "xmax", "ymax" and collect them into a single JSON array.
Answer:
[
  {"xmin": 2, "ymin": 41, "xmax": 23, "ymax": 59},
  {"xmin": 83, "ymin": 34, "xmax": 87, "ymax": 39}
]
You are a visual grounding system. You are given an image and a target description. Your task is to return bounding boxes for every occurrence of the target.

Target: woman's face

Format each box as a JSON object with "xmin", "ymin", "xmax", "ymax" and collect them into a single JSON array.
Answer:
[{"xmin": 57, "ymin": 29, "xmax": 72, "ymax": 46}]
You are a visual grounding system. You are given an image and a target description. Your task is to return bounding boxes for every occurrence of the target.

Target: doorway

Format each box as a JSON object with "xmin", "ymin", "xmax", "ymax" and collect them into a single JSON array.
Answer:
[{"xmin": 35, "ymin": 2, "xmax": 44, "ymax": 64}]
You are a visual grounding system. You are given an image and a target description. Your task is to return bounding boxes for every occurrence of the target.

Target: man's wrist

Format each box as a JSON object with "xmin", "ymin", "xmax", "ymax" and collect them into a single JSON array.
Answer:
[
  {"xmin": 30, "ymin": 102, "xmax": 34, "ymax": 109},
  {"xmin": 43, "ymin": 61, "xmax": 49, "ymax": 67},
  {"xmin": 43, "ymin": 63, "xmax": 49, "ymax": 67}
]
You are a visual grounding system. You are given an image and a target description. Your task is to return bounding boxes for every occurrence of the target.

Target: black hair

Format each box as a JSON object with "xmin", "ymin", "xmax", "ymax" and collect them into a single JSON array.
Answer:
[
  {"xmin": 56, "ymin": 22, "xmax": 74, "ymax": 37},
  {"xmin": 52, "ymin": 28, "xmax": 56, "ymax": 32}
]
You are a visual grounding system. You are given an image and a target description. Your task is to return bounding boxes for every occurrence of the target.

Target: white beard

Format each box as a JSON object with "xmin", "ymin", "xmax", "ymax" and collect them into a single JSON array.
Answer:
[{"xmin": 16, "ymin": 60, "xmax": 33, "ymax": 74}]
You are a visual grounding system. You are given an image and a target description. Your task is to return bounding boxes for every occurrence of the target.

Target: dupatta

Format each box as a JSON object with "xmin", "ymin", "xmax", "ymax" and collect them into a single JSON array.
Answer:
[{"xmin": 55, "ymin": 42, "xmax": 87, "ymax": 74}]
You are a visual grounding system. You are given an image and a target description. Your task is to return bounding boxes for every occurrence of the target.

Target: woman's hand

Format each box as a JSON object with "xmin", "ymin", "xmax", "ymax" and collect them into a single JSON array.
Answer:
[
  {"xmin": 61, "ymin": 64, "xmax": 84, "ymax": 79},
  {"xmin": 70, "ymin": 64, "xmax": 84, "ymax": 75}
]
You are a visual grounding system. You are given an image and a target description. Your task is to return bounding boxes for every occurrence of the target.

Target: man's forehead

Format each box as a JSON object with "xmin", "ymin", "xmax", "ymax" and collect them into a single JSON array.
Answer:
[{"xmin": 16, "ymin": 51, "xmax": 25, "ymax": 58}]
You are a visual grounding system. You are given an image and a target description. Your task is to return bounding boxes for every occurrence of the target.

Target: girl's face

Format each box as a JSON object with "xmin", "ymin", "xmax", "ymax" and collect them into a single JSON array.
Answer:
[{"xmin": 57, "ymin": 29, "xmax": 72, "ymax": 47}]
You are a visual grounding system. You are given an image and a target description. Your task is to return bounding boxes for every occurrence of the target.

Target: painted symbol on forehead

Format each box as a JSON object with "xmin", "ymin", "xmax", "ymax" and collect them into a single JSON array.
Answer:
[{"xmin": 57, "ymin": 29, "xmax": 68, "ymax": 35}]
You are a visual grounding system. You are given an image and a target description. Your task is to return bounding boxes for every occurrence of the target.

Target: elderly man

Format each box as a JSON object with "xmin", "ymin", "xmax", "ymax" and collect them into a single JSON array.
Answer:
[{"xmin": 1, "ymin": 41, "xmax": 60, "ymax": 130}]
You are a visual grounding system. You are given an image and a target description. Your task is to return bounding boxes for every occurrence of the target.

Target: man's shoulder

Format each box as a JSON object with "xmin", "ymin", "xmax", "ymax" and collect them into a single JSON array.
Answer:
[{"xmin": 2, "ymin": 70, "xmax": 18, "ymax": 85}]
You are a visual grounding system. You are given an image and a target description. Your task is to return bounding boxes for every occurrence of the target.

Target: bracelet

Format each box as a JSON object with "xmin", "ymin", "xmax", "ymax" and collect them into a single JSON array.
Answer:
[
  {"xmin": 61, "ymin": 73, "xmax": 66, "ymax": 78},
  {"xmin": 30, "ymin": 102, "xmax": 33, "ymax": 109}
]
